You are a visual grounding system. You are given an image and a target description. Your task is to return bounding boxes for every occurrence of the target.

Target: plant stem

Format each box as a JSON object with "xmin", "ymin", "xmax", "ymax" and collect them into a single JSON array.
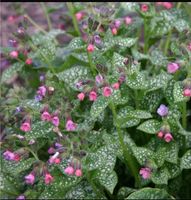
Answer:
[
  {"xmin": 109, "ymin": 101, "xmax": 140, "ymax": 188},
  {"xmin": 25, "ymin": 147, "xmax": 40, "ymax": 161},
  {"xmin": 66, "ymin": 2, "xmax": 81, "ymax": 36},
  {"xmin": 143, "ymin": 18, "xmax": 148, "ymax": 54},
  {"xmin": 164, "ymin": 30, "xmax": 172, "ymax": 55},
  {"xmin": 134, "ymin": 90, "xmax": 139, "ymax": 109},
  {"xmin": 24, "ymin": 14, "xmax": 47, "ymax": 34},
  {"xmin": 40, "ymin": 2, "xmax": 52, "ymax": 31},
  {"xmin": 87, "ymin": 51, "xmax": 97, "ymax": 76},
  {"xmin": 182, "ymin": 102, "xmax": 187, "ymax": 129}
]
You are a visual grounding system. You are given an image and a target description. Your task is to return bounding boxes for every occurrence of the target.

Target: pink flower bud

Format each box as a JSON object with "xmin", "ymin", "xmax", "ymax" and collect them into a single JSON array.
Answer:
[
  {"xmin": 103, "ymin": 87, "xmax": 113, "ymax": 97},
  {"xmin": 114, "ymin": 20, "xmax": 121, "ymax": 28},
  {"xmin": 54, "ymin": 158, "xmax": 61, "ymax": 164},
  {"xmin": 95, "ymin": 74, "xmax": 104, "ymax": 85},
  {"xmin": 167, "ymin": 62, "xmax": 179, "ymax": 74},
  {"xmin": 162, "ymin": 2, "xmax": 173, "ymax": 9},
  {"xmin": 66, "ymin": 119, "xmax": 77, "ymax": 131},
  {"xmin": 10, "ymin": 51, "xmax": 18, "ymax": 58},
  {"xmin": 164, "ymin": 133, "xmax": 173, "ymax": 143},
  {"xmin": 25, "ymin": 173, "xmax": 35, "ymax": 185},
  {"xmin": 20, "ymin": 122, "xmax": 31, "ymax": 132},
  {"xmin": 13, "ymin": 154, "xmax": 21, "ymax": 162},
  {"xmin": 44, "ymin": 173, "xmax": 54, "ymax": 184},
  {"xmin": 112, "ymin": 82, "xmax": 120, "ymax": 90},
  {"xmin": 157, "ymin": 131, "xmax": 164, "ymax": 139},
  {"xmin": 89, "ymin": 91, "xmax": 97, "ymax": 101},
  {"xmin": 37, "ymin": 86, "xmax": 47, "ymax": 97},
  {"xmin": 52, "ymin": 116, "xmax": 60, "ymax": 127},
  {"xmin": 77, "ymin": 92, "xmax": 85, "ymax": 101},
  {"xmin": 64, "ymin": 166, "xmax": 74, "ymax": 175},
  {"xmin": 75, "ymin": 169, "xmax": 82, "ymax": 177},
  {"xmin": 75, "ymin": 12, "xmax": 84, "ymax": 21},
  {"xmin": 183, "ymin": 88, "xmax": 191, "ymax": 97},
  {"xmin": 87, "ymin": 44, "xmax": 94, "ymax": 53},
  {"xmin": 111, "ymin": 27, "xmax": 117, "ymax": 35},
  {"xmin": 25, "ymin": 58, "xmax": 32, "ymax": 65},
  {"xmin": 48, "ymin": 147, "xmax": 55, "ymax": 154},
  {"xmin": 41, "ymin": 111, "xmax": 51, "ymax": 121},
  {"xmin": 139, "ymin": 167, "xmax": 151, "ymax": 179},
  {"xmin": 124, "ymin": 16, "xmax": 132, "ymax": 25},
  {"xmin": 141, "ymin": 4, "xmax": 149, "ymax": 12}
]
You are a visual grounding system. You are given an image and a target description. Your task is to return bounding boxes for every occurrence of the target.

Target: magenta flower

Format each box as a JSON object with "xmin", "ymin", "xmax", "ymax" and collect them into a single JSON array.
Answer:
[
  {"xmin": 157, "ymin": 131, "xmax": 164, "ymax": 139},
  {"xmin": 162, "ymin": 2, "xmax": 173, "ymax": 9},
  {"xmin": 66, "ymin": 119, "xmax": 77, "ymax": 131},
  {"xmin": 48, "ymin": 147, "xmax": 55, "ymax": 154},
  {"xmin": 75, "ymin": 12, "xmax": 84, "ymax": 21},
  {"xmin": 75, "ymin": 169, "xmax": 82, "ymax": 177},
  {"xmin": 103, "ymin": 87, "xmax": 113, "ymax": 97},
  {"xmin": 141, "ymin": 4, "xmax": 149, "ymax": 12},
  {"xmin": 114, "ymin": 19, "xmax": 121, "ymax": 28},
  {"xmin": 112, "ymin": 82, "xmax": 120, "ymax": 90},
  {"xmin": 16, "ymin": 195, "xmax": 25, "ymax": 200},
  {"xmin": 77, "ymin": 92, "xmax": 85, "ymax": 101},
  {"xmin": 183, "ymin": 88, "xmax": 191, "ymax": 97},
  {"xmin": 64, "ymin": 166, "xmax": 74, "ymax": 175},
  {"xmin": 25, "ymin": 58, "xmax": 32, "ymax": 65},
  {"xmin": 111, "ymin": 27, "xmax": 117, "ymax": 35},
  {"xmin": 20, "ymin": 122, "xmax": 31, "ymax": 132},
  {"xmin": 3, "ymin": 150, "xmax": 15, "ymax": 160},
  {"xmin": 25, "ymin": 173, "xmax": 35, "ymax": 185},
  {"xmin": 41, "ymin": 111, "xmax": 51, "ymax": 121},
  {"xmin": 95, "ymin": 74, "xmax": 104, "ymax": 85},
  {"xmin": 89, "ymin": 91, "xmax": 97, "ymax": 101},
  {"xmin": 164, "ymin": 133, "xmax": 173, "ymax": 143},
  {"xmin": 167, "ymin": 62, "xmax": 180, "ymax": 74},
  {"xmin": 37, "ymin": 86, "xmax": 47, "ymax": 97},
  {"xmin": 157, "ymin": 104, "xmax": 169, "ymax": 117},
  {"xmin": 44, "ymin": 173, "xmax": 54, "ymax": 184},
  {"xmin": 87, "ymin": 44, "xmax": 94, "ymax": 53},
  {"xmin": 51, "ymin": 116, "xmax": 60, "ymax": 127},
  {"xmin": 139, "ymin": 167, "xmax": 151, "ymax": 179}
]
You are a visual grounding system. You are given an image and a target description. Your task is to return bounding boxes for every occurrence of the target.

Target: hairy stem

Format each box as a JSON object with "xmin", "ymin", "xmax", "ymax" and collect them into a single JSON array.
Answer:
[
  {"xmin": 66, "ymin": 2, "xmax": 81, "ymax": 36},
  {"xmin": 25, "ymin": 147, "xmax": 40, "ymax": 161},
  {"xmin": 87, "ymin": 51, "xmax": 97, "ymax": 76},
  {"xmin": 109, "ymin": 101, "xmax": 140, "ymax": 188},
  {"xmin": 40, "ymin": 2, "xmax": 52, "ymax": 31},
  {"xmin": 182, "ymin": 102, "xmax": 187, "ymax": 130}
]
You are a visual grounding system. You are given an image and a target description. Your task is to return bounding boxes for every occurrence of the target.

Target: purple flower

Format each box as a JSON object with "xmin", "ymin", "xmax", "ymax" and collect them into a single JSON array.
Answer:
[
  {"xmin": 66, "ymin": 119, "xmax": 77, "ymax": 131},
  {"xmin": 75, "ymin": 81, "xmax": 83, "ymax": 89},
  {"xmin": 16, "ymin": 195, "xmax": 25, "ymax": 200},
  {"xmin": 25, "ymin": 173, "xmax": 35, "ymax": 185},
  {"xmin": 34, "ymin": 95, "xmax": 43, "ymax": 102},
  {"xmin": 114, "ymin": 19, "xmax": 121, "ymax": 28},
  {"xmin": 3, "ymin": 150, "xmax": 15, "ymax": 160},
  {"xmin": 95, "ymin": 74, "xmax": 104, "ymax": 85},
  {"xmin": 15, "ymin": 106, "xmax": 22, "ymax": 113},
  {"xmin": 139, "ymin": 167, "xmax": 151, "ymax": 179},
  {"xmin": 55, "ymin": 142, "xmax": 63, "ymax": 148},
  {"xmin": 40, "ymin": 74, "xmax": 45, "ymax": 82},
  {"xmin": 94, "ymin": 35, "xmax": 101, "ymax": 44},
  {"xmin": 157, "ymin": 104, "xmax": 169, "ymax": 117}
]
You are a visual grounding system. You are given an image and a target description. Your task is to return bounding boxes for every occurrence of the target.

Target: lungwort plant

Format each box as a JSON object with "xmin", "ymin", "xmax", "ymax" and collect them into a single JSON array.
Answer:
[{"xmin": 1, "ymin": 2, "xmax": 191, "ymax": 199}]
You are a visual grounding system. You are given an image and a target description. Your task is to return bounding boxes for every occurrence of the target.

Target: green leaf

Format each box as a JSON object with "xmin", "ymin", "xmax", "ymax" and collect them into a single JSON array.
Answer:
[
  {"xmin": 137, "ymin": 120, "xmax": 161, "ymax": 134},
  {"xmin": 1, "ymin": 157, "xmax": 36, "ymax": 177},
  {"xmin": 117, "ymin": 187, "xmax": 137, "ymax": 199},
  {"xmin": 164, "ymin": 79, "xmax": 176, "ymax": 104},
  {"xmin": 112, "ymin": 53, "xmax": 126, "ymax": 69},
  {"xmin": 150, "ymin": 49, "xmax": 167, "ymax": 67},
  {"xmin": 174, "ymin": 19, "xmax": 190, "ymax": 32},
  {"xmin": 165, "ymin": 162, "xmax": 181, "ymax": 179},
  {"xmin": 1, "ymin": 63, "xmax": 24, "ymax": 83},
  {"xmin": 126, "ymin": 187, "xmax": 173, "ymax": 199},
  {"xmin": 90, "ymin": 96, "xmax": 109, "ymax": 119},
  {"xmin": 19, "ymin": 99, "xmax": 44, "ymax": 111},
  {"xmin": 132, "ymin": 147, "xmax": 154, "ymax": 165},
  {"xmin": 181, "ymin": 150, "xmax": 191, "ymax": 169},
  {"xmin": 151, "ymin": 167, "xmax": 169, "ymax": 185},
  {"xmin": 57, "ymin": 65, "xmax": 92, "ymax": 91},
  {"xmin": 173, "ymin": 81, "xmax": 189, "ymax": 103},
  {"xmin": 25, "ymin": 121, "xmax": 54, "ymax": 140},
  {"xmin": 68, "ymin": 37, "xmax": 85, "ymax": 51}
]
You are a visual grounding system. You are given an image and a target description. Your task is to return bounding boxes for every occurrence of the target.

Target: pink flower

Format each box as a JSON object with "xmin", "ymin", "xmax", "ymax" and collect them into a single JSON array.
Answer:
[
  {"xmin": 183, "ymin": 88, "xmax": 191, "ymax": 97},
  {"xmin": 95, "ymin": 74, "xmax": 104, "ymax": 85},
  {"xmin": 75, "ymin": 12, "xmax": 84, "ymax": 21},
  {"xmin": 157, "ymin": 131, "xmax": 164, "ymax": 139},
  {"xmin": 44, "ymin": 173, "xmax": 54, "ymax": 184},
  {"xmin": 111, "ymin": 27, "xmax": 117, "ymax": 35},
  {"xmin": 10, "ymin": 51, "xmax": 18, "ymax": 58},
  {"xmin": 66, "ymin": 119, "xmax": 77, "ymax": 131},
  {"xmin": 141, "ymin": 4, "xmax": 149, "ymax": 12},
  {"xmin": 54, "ymin": 158, "xmax": 61, "ymax": 164},
  {"xmin": 139, "ymin": 167, "xmax": 151, "ymax": 179},
  {"xmin": 64, "ymin": 166, "xmax": 74, "ymax": 175},
  {"xmin": 87, "ymin": 44, "xmax": 94, "ymax": 53},
  {"xmin": 16, "ymin": 195, "xmax": 25, "ymax": 200},
  {"xmin": 25, "ymin": 173, "xmax": 35, "ymax": 185},
  {"xmin": 103, "ymin": 87, "xmax": 113, "ymax": 97},
  {"xmin": 167, "ymin": 62, "xmax": 180, "ymax": 74},
  {"xmin": 52, "ymin": 116, "xmax": 59, "ymax": 127},
  {"xmin": 25, "ymin": 58, "xmax": 32, "ymax": 65},
  {"xmin": 37, "ymin": 86, "xmax": 47, "ymax": 97},
  {"xmin": 3, "ymin": 150, "xmax": 15, "ymax": 160},
  {"xmin": 20, "ymin": 122, "xmax": 31, "ymax": 132},
  {"xmin": 164, "ymin": 133, "xmax": 173, "ymax": 143},
  {"xmin": 75, "ymin": 169, "xmax": 82, "ymax": 177},
  {"xmin": 7, "ymin": 15, "xmax": 17, "ymax": 23},
  {"xmin": 162, "ymin": 2, "xmax": 173, "ymax": 9},
  {"xmin": 89, "ymin": 91, "xmax": 97, "ymax": 101},
  {"xmin": 77, "ymin": 92, "xmax": 85, "ymax": 101},
  {"xmin": 112, "ymin": 82, "xmax": 120, "ymax": 90},
  {"xmin": 13, "ymin": 154, "xmax": 21, "ymax": 162},
  {"xmin": 187, "ymin": 42, "xmax": 191, "ymax": 51},
  {"xmin": 124, "ymin": 16, "xmax": 132, "ymax": 25},
  {"xmin": 49, "ymin": 152, "xmax": 59, "ymax": 164},
  {"xmin": 41, "ymin": 111, "xmax": 51, "ymax": 121}
]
